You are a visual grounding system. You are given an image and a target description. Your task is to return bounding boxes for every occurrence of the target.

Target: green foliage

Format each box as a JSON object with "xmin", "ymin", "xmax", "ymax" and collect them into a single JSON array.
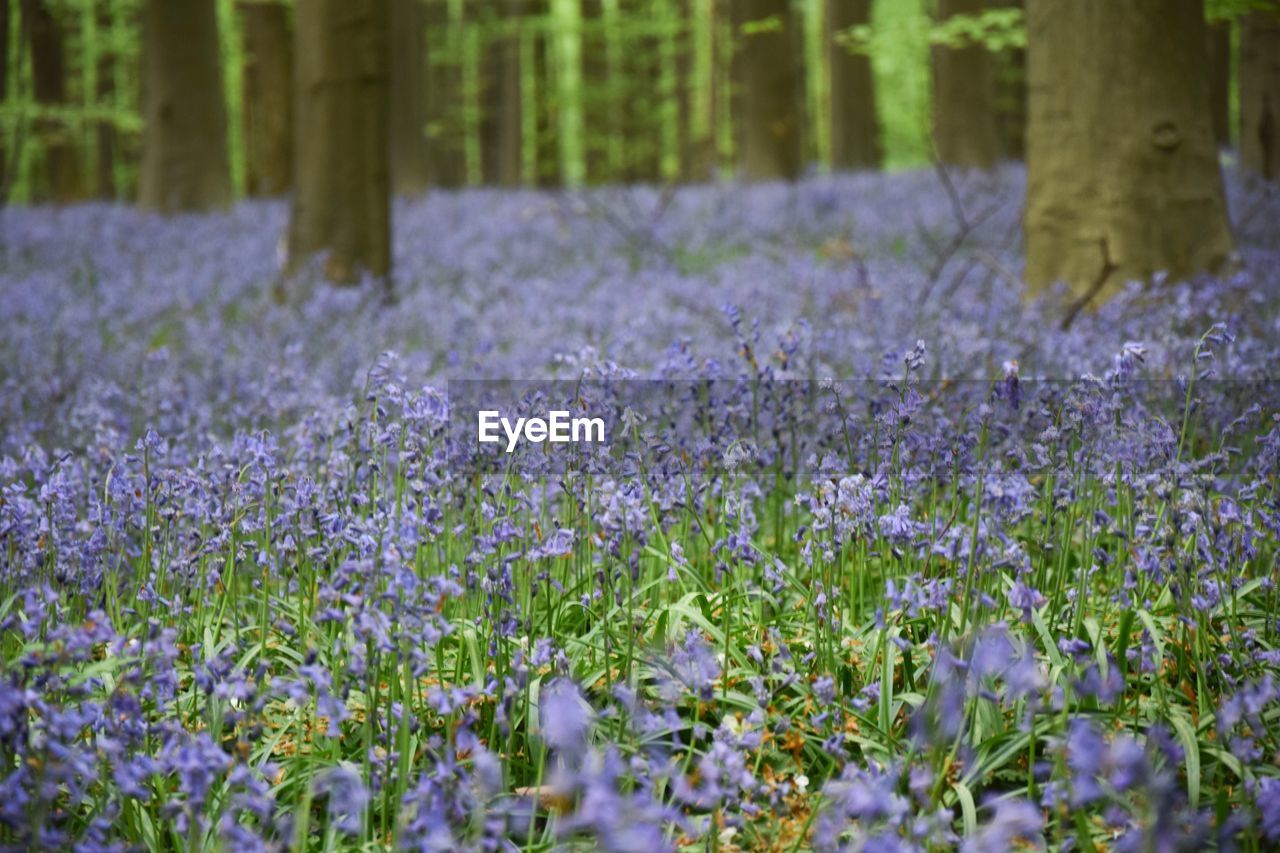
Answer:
[
  {"xmin": 867, "ymin": 0, "xmax": 932, "ymax": 171},
  {"xmin": 1206, "ymin": 0, "xmax": 1279, "ymax": 22}
]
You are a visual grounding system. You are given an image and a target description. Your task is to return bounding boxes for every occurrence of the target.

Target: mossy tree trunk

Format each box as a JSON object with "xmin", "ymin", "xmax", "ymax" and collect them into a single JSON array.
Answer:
[
  {"xmin": 22, "ymin": 0, "xmax": 81, "ymax": 201},
  {"xmin": 239, "ymin": 0, "xmax": 292, "ymax": 196},
  {"xmin": 138, "ymin": 0, "xmax": 231, "ymax": 212},
  {"xmin": 730, "ymin": 0, "xmax": 803, "ymax": 181},
  {"xmin": 1240, "ymin": 11, "xmax": 1279, "ymax": 180},
  {"xmin": 390, "ymin": 0, "xmax": 430, "ymax": 194},
  {"xmin": 932, "ymin": 0, "xmax": 1001, "ymax": 169},
  {"xmin": 827, "ymin": 0, "xmax": 877, "ymax": 171},
  {"xmin": 1024, "ymin": 0, "xmax": 1234, "ymax": 298},
  {"xmin": 288, "ymin": 0, "xmax": 391, "ymax": 283}
]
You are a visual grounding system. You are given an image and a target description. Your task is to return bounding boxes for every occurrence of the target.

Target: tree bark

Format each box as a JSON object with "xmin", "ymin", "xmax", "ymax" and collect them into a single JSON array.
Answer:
[
  {"xmin": 991, "ymin": 0, "xmax": 1024, "ymax": 160},
  {"xmin": 481, "ymin": 0, "xmax": 524, "ymax": 186},
  {"xmin": 424, "ymin": 0, "xmax": 467, "ymax": 187},
  {"xmin": 239, "ymin": 1, "xmax": 292, "ymax": 196},
  {"xmin": 579, "ymin": 0, "xmax": 610, "ymax": 181},
  {"xmin": 677, "ymin": 0, "xmax": 715, "ymax": 182},
  {"xmin": 826, "ymin": 0, "xmax": 877, "ymax": 170},
  {"xmin": 390, "ymin": 0, "xmax": 430, "ymax": 194},
  {"xmin": 288, "ymin": 0, "xmax": 391, "ymax": 283},
  {"xmin": 1, "ymin": 0, "xmax": 10, "ymax": 196},
  {"xmin": 1240, "ymin": 11, "xmax": 1279, "ymax": 180},
  {"xmin": 932, "ymin": 0, "xmax": 1001, "ymax": 169},
  {"xmin": 21, "ymin": 0, "xmax": 81, "ymax": 201},
  {"xmin": 94, "ymin": 0, "xmax": 117, "ymax": 198},
  {"xmin": 1206, "ymin": 20, "xmax": 1230, "ymax": 149},
  {"xmin": 138, "ymin": 0, "xmax": 231, "ymax": 211},
  {"xmin": 1024, "ymin": 0, "xmax": 1234, "ymax": 298},
  {"xmin": 730, "ymin": 0, "xmax": 803, "ymax": 181}
]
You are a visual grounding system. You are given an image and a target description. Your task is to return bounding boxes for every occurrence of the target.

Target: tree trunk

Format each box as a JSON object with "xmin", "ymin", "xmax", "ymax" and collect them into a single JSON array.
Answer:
[
  {"xmin": 424, "ymin": 0, "xmax": 467, "ymax": 187},
  {"xmin": 1240, "ymin": 11, "xmax": 1279, "ymax": 180},
  {"xmin": 529, "ymin": 0, "xmax": 560, "ymax": 186},
  {"xmin": 932, "ymin": 0, "xmax": 1001, "ymax": 169},
  {"xmin": 991, "ymin": 0, "xmax": 1024, "ymax": 160},
  {"xmin": 826, "ymin": 0, "xmax": 877, "ymax": 170},
  {"xmin": 22, "ymin": 0, "xmax": 81, "ymax": 201},
  {"xmin": 94, "ymin": 0, "xmax": 117, "ymax": 198},
  {"xmin": 1206, "ymin": 20, "xmax": 1230, "ymax": 149},
  {"xmin": 579, "ymin": 0, "xmax": 610, "ymax": 181},
  {"xmin": 138, "ymin": 0, "xmax": 231, "ymax": 211},
  {"xmin": 1, "ymin": 0, "xmax": 9, "ymax": 196},
  {"xmin": 1024, "ymin": 0, "xmax": 1234, "ymax": 298},
  {"xmin": 678, "ymin": 0, "xmax": 717, "ymax": 182},
  {"xmin": 390, "ymin": 0, "xmax": 430, "ymax": 194},
  {"xmin": 481, "ymin": 0, "xmax": 524, "ymax": 186},
  {"xmin": 730, "ymin": 0, "xmax": 803, "ymax": 181},
  {"xmin": 618, "ymin": 0, "xmax": 663, "ymax": 182},
  {"xmin": 239, "ymin": 1, "xmax": 292, "ymax": 196},
  {"xmin": 288, "ymin": 0, "xmax": 391, "ymax": 283}
]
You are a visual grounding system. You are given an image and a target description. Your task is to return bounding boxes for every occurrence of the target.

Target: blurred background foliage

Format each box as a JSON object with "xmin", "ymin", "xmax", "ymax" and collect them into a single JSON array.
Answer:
[
  {"xmin": 1, "ymin": 0, "xmax": 993, "ymax": 202},
  {"xmin": 0, "ymin": 0, "xmax": 1268, "ymax": 203}
]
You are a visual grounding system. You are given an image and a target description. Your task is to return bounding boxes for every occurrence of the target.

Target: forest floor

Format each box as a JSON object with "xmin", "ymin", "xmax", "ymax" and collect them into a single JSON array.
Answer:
[{"xmin": 1, "ymin": 168, "xmax": 1279, "ymax": 850}]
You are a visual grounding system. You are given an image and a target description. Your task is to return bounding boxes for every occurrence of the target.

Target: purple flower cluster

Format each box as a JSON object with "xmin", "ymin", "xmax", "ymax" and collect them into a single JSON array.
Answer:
[{"xmin": 0, "ymin": 168, "xmax": 1278, "ymax": 848}]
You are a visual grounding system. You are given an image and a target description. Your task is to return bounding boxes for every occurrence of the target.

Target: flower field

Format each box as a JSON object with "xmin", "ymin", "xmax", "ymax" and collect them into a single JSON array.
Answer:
[{"xmin": 2, "ymin": 168, "xmax": 1280, "ymax": 851}]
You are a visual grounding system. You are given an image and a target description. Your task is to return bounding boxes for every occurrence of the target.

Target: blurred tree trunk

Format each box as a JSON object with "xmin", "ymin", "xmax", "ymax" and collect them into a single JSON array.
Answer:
[
  {"xmin": 530, "ymin": 0, "xmax": 560, "ymax": 186},
  {"xmin": 1025, "ymin": 0, "xmax": 1233, "ymax": 298},
  {"xmin": 1, "ymin": 0, "xmax": 9, "ymax": 196},
  {"xmin": 932, "ymin": 0, "xmax": 1001, "ymax": 168},
  {"xmin": 95, "ymin": 0, "xmax": 117, "ymax": 198},
  {"xmin": 481, "ymin": 0, "xmax": 524, "ymax": 186},
  {"xmin": 424, "ymin": 0, "xmax": 467, "ymax": 187},
  {"xmin": 1240, "ymin": 11, "xmax": 1279, "ymax": 179},
  {"xmin": 992, "ymin": 0, "xmax": 1024, "ymax": 160},
  {"xmin": 1206, "ymin": 20, "xmax": 1230, "ymax": 148},
  {"xmin": 826, "ymin": 0, "xmax": 877, "ymax": 170},
  {"xmin": 390, "ymin": 0, "xmax": 430, "ymax": 194},
  {"xmin": 239, "ymin": 0, "xmax": 292, "ymax": 196},
  {"xmin": 138, "ymin": 0, "xmax": 231, "ymax": 211},
  {"xmin": 678, "ymin": 0, "xmax": 718, "ymax": 182},
  {"xmin": 22, "ymin": 0, "xmax": 82, "ymax": 201},
  {"xmin": 288, "ymin": 0, "xmax": 390, "ymax": 283},
  {"xmin": 620, "ymin": 0, "xmax": 662, "ymax": 181},
  {"xmin": 580, "ymin": 0, "xmax": 610, "ymax": 181},
  {"xmin": 730, "ymin": 0, "xmax": 803, "ymax": 180}
]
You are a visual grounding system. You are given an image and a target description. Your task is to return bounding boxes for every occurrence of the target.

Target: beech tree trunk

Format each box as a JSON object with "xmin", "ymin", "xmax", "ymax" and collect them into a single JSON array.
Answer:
[
  {"xmin": 481, "ymin": 0, "xmax": 524, "ymax": 186},
  {"xmin": 932, "ymin": 0, "xmax": 1001, "ymax": 169},
  {"xmin": 95, "ymin": 1, "xmax": 117, "ymax": 198},
  {"xmin": 424, "ymin": 0, "xmax": 467, "ymax": 187},
  {"xmin": 288, "ymin": 0, "xmax": 391, "ymax": 283},
  {"xmin": 1240, "ymin": 11, "xmax": 1279, "ymax": 180},
  {"xmin": 730, "ymin": 0, "xmax": 803, "ymax": 180},
  {"xmin": 992, "ymin": 0, "xmax": 1024, "ymax": 160},
  {"xmin": 826, "ymin": 0, "xmax": 878, "ymax": 170},
  {"xmin": 138, "ymin": 0, "xmax": 231, "ymax": 211},
  {"xmin": 678, "ymin": 0, "xmax": 718, "ymax": 182},
  {"xmin": 240, "ymin": 0, "xmax": 292, "ymax": 196},
  {"xmin": 1024, "ymin": 0, "xmax": 1234, "ymax": 298},
  {"xmin": 22, "ymin": 0, "xmax": 81, "ymax": 201},
  {"xmin": 1, "ymin": 0, "xmax": 10, "ymax": 196},
  {"xmin": 1206, "ymin": 20, "xmax": 1231, "ymax": 148},
  {"xmin": 390, "ymin": 0, "xmax": 430, "ymax": 194},
  {"xmin": 530, "ymin": 0, "xmax": 560, "ymax": 187}
]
